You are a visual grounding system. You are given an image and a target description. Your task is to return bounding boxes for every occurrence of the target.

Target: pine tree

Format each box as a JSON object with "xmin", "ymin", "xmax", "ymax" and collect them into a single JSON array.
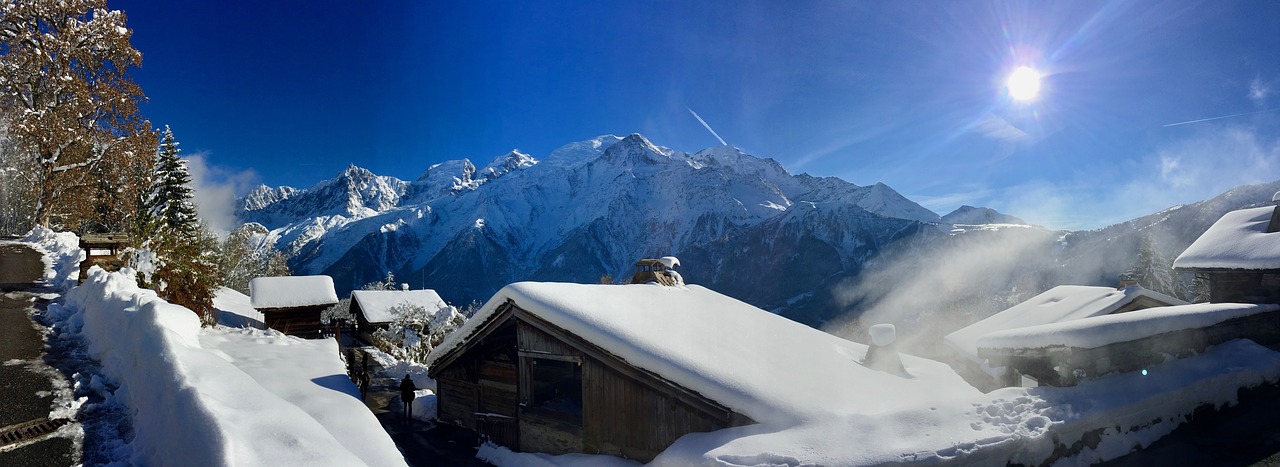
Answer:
[
  {"xmin": 126, "ymin": 125, "xmax": 222, "ymax": 326},
  {"xmin": 1125, "ymin": 233, "xmax": 1176, "ymax": 296},
  {"xmin": 147, "ymin": 126, "xmax": 200, "ymax": 234}
]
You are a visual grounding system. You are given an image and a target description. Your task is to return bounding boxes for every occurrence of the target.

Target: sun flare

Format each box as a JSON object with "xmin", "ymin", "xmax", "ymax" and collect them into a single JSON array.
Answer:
[{"xmin": 1006, "ymin": 66, "xmax": 1042, "ymax": 101}]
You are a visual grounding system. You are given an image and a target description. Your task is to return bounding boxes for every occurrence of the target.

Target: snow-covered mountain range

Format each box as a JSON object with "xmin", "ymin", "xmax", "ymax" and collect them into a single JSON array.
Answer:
[
  {"xmin": 237, "ymin": 134, "xmax": 943, "ymax": 311},
  {"xmin": 236, "ymin": 132, "xmax": 1279, "ymax": 339}
]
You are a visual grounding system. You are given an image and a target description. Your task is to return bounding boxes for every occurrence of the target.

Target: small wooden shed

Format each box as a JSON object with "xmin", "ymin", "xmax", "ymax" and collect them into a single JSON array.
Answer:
[
  {"xmin": 426, "ymin": 281, "xmax": 978, "ymax": 462},
  {"xmin": 249, "ymin": 275, "xmax": 339, "ymax": 338},
  {"xmin": 78, "ymin": 232, "xmax": 128, "ymax": 283},
  {"xmin": 349, "ymin": 289, "xmax": 452, "ymax": 342},
  {"xmin": 1174, "ymin": 203, "xmax": 1280, "ymax": 304}
]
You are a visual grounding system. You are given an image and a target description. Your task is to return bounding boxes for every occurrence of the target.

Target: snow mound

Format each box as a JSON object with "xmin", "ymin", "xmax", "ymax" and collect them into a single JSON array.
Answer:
[
  {"xmin": 869, "ymin": 323, "xmax": 897, "ymax": 346},
  {"xmin": 60, "ymin": 267, "xmax": 404, "ymax": 466},
  {"xmin": 20, "ymin": 226, "xmax": 84, "ymax": 292}
]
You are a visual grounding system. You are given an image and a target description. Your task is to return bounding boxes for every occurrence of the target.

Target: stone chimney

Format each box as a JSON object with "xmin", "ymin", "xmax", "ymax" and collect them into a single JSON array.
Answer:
[
  {"xmin": 628, "ymin": 257, "xmax": 683, "ymax": 286},
  {"xmin": 1267, "ymin": 191, "xmax": 1280, "ymax": 234}
]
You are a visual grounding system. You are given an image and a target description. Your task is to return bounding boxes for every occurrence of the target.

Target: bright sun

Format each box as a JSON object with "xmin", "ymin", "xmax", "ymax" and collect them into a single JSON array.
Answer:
[{"xmin": 1006, "ymin": 66, "xmax": 1041, "ymax": 101}]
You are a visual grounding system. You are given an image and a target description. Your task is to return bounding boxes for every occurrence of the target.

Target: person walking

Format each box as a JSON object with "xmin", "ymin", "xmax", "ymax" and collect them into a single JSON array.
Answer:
[
  {"xmin": 358, "ymin": 370, "xmax": 370, "ymax": 401},
  {"xmin": 399, "ymin": 374, "xmax": 417, "ymax": 422}
]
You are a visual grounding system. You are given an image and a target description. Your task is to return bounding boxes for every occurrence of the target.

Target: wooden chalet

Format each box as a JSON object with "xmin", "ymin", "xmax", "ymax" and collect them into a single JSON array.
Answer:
[
  {"xmin": 78, "ymin": 232, "xmax": 128, "ymax": 283},
  {"xmin": 426, "ymin": 279, "xmax": 979, "ymax": 462},
  {"xmin": 427, "ymin": 298, "xmax": 751, "ymax": 461},
  {"xmin": 349, "ymin": 289, "xmax": 451, "ymax": 342},
  {"xmin": 249, "ymin": 275, "xmax": 339, "ymax": 338},
  {"xmin": 944, "ymin": 284, "xmax": 1185, "ymax": 390},
  {"xmin": 1174, "ymin": 199, "xmax": 1280, "ymax": 304}
]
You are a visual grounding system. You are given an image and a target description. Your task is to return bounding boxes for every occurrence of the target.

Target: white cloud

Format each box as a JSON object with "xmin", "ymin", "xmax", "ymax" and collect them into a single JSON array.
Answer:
[
  {"xmin": 185, "ymin": 152, "xmax": 260, "ymax": 237},
  {"xmin": 1250, "ymin": 75, "xmax": 1271, "ymax": 107}
]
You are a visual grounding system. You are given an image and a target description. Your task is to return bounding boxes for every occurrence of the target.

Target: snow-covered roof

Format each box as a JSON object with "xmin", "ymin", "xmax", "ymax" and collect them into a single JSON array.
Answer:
[
  {"xmin": 350, "ymin": 289, "xmax": 450, "ymax": 324},
  {"xmin": 249, "ymin": 276, "xmax": 339, "ymax": 309},
  {"xmin": 428, "ymin": 282, "xmax": 979, "ymax": 425},
  {"xmin": 976, "ymin": 302, "xmax": 1280, "ymax": 351},
  {"xmin": 945, "ymin": 285, "xmax": 1186, "ymax": 362},
  {"xmin": 1174, "ymin": 206, "xmax": 1280, "ymax": 270}
]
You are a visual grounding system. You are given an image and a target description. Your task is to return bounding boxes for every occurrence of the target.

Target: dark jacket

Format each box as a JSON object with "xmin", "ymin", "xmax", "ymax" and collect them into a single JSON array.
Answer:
[{"xmin": 399, "ymin": 377, "xmax": 417, "ymax": 401}]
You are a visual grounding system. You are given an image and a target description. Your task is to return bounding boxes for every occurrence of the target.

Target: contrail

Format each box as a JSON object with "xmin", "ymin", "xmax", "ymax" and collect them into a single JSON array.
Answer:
[
  {"xmin": 1163, "ymin": 108, "xmax": 1279, "ymax": 127},
  {"xmin": 687, "ymin": 107, "xmax": 728, "ymax": 146}
]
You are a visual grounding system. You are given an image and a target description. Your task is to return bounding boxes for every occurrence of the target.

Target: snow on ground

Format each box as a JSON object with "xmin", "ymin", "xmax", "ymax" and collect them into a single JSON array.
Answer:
[
  {"xmin": 53, "ymin": 267, "xmax": 405, "ymax": 466},
  {"xmin": 212, "ymin": 286, "xmax": 264, "ymax": 328},
  {"xmin": 363, "ymin": 346, "xmax": 439, "ymax": 422},
  {"xmin": 1174, "ymin": 205, "xmax": 1280, "ymax": 270},
  {"xmin": 977, "ymin": 302, "xmax": 1280, "ymax": 350}
]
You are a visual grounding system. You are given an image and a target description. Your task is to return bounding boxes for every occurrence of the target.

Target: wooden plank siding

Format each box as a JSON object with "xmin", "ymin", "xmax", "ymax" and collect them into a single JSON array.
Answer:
[
  {"xmin": 260, "ymin": 305, "xmax": 328, "ymax": 338},
  {"xmin": 581, "ymin": 358, "xmax": 732, "ymax": 461}
]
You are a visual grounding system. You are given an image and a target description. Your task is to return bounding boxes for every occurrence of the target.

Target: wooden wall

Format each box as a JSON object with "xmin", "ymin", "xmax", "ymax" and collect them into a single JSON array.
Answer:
[
  {"xmin": 581, "ymin": 358, "xmax": 736, "ymax": 462},
  {"xmin": 434, "ymin": 309, "xmax": 752, "ymax": 463},
  {"xmin": 261, "ymin": 305, "xmax": 327, "ymax": 337}
]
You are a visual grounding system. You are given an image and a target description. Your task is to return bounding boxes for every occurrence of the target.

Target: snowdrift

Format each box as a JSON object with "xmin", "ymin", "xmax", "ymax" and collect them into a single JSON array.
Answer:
[{"xmin": 55, "ymin": 267, "xmax": 404, "ymax": 466}]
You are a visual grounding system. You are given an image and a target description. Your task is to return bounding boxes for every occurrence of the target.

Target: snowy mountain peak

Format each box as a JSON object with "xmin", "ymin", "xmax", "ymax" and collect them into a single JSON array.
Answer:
[
  {"xmin": 240, "ymin": 184, "xmax": 299, "ymax": 211},
  {"xmin": 481, "ymin": 150, "xmax": 538, "ymax": 179},
  {"xmin": 602, "ymin": 133, "xmax": 670, "ymax": 165},
  {"xmin": 940, "ymin": 205, "xmax": 1027, "ymax": 225}
]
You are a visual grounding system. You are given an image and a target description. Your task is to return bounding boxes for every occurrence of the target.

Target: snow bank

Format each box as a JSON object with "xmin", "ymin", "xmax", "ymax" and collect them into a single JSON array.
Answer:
[
  {"xmin": 1175, "ymin": 206, "xmax": 1280, "ymax": 270},
  {"xmin": 946, "ymin": 285, "xmax": 1185, "ymax": 361},
  {"xmin": 431, "ymin": 282, "xmax": 980, "ymax": 426},
  {"xmin": 350, "ymin": 289, "xmax": 449, "ymax": 324},
  {"xmin": 249, "ymin": 275, "xmax": 339, "ymax": 308},
  {"xmin": 213, "ymin": 286, "xmax": 264, "ymax": 328},
  {"xmin": 200, "ymin": 326, "xmax": 406, "ymax": 466},
  {"xmin": 20, "ymin": 226, "xmax": 84, "ymax": 292},
  {"xmin": 59, "ymin": 267, "xmax": 403, "ymax": 466},
  {"xmin": 976, "ymin": 302, "xmax": 1280, "ymax": 350}
]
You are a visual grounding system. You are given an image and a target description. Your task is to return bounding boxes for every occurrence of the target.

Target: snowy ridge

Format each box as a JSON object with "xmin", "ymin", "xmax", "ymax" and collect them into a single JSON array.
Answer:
[{"xmin": 941, "ymin": 205, "xmax": 1027, "ymax": 226}]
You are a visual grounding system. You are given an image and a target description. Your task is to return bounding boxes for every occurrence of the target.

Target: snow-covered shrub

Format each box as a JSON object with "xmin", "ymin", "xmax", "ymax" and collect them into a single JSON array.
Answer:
[{"xmin": 372, "ymin": 301, "xmax": 465, "ymax": 364}]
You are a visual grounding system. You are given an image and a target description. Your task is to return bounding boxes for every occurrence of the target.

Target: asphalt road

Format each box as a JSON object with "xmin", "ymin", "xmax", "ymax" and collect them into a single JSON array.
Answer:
[{"xmin": 0, "ymin": 243, "xmax": 75, "ymax": 466}]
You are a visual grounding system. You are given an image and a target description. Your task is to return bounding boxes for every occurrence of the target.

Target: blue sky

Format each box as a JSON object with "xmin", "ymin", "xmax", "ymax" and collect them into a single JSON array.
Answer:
[{"xmin": 114, "ymin": 1, "xmax": 1280, "ymax": 230}]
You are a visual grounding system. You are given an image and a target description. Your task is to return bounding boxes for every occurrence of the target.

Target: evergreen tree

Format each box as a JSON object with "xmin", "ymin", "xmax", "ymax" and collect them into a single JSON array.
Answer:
[
  {"xmin": 1125, "ymin": 233, "xmax": 1176, "ymax": 296},
  {"xmin": 147, "ymin": 126, "xmax": 200, "ymax": 234},
  {"xmin": 125, "ymin": 125, "xmax": 222, "ymax": 326}
]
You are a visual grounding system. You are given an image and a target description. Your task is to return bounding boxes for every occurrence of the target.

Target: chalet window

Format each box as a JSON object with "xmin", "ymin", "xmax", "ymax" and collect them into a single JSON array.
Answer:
[{"xmin": 525, "ymin": 357, "xmax": 583, "ymax": 421}]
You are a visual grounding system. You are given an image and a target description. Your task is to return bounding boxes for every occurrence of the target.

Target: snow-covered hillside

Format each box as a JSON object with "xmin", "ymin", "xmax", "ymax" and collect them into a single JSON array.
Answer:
[
  {"xmin": 238, "ymin": 134, "xmax": 939, "ymax": 308},
  {"xmin": 941, "ymin": 205, "xmax": 1027, "ymax": 225}
]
